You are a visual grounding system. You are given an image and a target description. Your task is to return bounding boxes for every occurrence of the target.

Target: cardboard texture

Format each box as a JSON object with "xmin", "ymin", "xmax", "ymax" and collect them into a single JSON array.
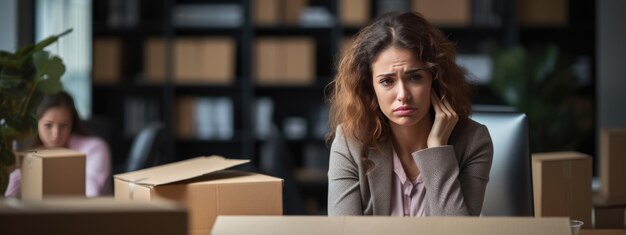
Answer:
[
  {"xmin": 92, "ymin": 38, "xmax": 121, "ymax": 84},
  {"xmin": 284, "ymin": 0, "xmax": 308, "ymax": 25},
  {"xmin": 174, "ymin": 38, "xmax": 235, "ymax": 84},
  {"xmin": 519, "ymin": 0, "xmax": 568, "ymax": 26},
  {"xmin": 255, "ymin": 37, "xmax": 315, "ymax": 86},
  {"xmin": 340, "ymin": 0, "xmax": 370, "ymax": 26},
  {"xmin": 594, "ymin": 205, "xmax": 626, "ymax": 229},
  {"xmin": 580, "ymin": 229, "xmax": 626, "ymax": 235},
  {"xmin": 176, "ymin": 96, "xmax": 196, "ymax": 138},
  {"xmin": 114, "ymin": 156, "xmax": 283, "ymax": 235},
  {"xmin": 532, "ymin": 152, "xmax": 592, "ymax": 228},
  {"xmin": 144, "ymin": 38, "xmax": 235, "ymax": 84},
  {"xmin": 21, "ymin": 148, "xmax": 86, "ymax": 200},
  {"xmin": 340, "ymin": 37, "xmax": 354, "ymax": 58},
  {"xmin": 253, "ymin": 0, "xmax": 280, "ymax": 25},
  {"xmin": 412, "ymin": 0, "xmax": 471, "ymax": 26},
  {"xmin": 144, "ymin": 38, "xmax": 166, "ymax": 83},
  {"xmin": 0, "ymin": 198, "xmax": 187, "ymax": 235},
  {"xmin": 212, "ymin": 216, "xmax": 571, "ymax": 235},
  {"xmin": 600, "ymin": 129, "xmax": 626, "ymax": 204}
]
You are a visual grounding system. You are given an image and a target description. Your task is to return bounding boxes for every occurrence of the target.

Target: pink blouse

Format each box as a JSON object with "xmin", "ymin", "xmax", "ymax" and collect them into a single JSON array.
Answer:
[
  {"xmin": 4, "ymin": 134, "xmax": 112, "ymax": 197},
  {"xmin": 390, "ymin": 149, "xmax": 427, "ymax": 217}
]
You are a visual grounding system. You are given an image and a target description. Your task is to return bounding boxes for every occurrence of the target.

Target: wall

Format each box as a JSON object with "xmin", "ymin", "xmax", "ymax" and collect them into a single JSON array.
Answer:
[
  {"xmin": 598, "ymin": 0, "xmax": 626, "ymax": 128},
  {"xmin": 0, "ymin": 0, "xmax": 17, "ymax": 51}
]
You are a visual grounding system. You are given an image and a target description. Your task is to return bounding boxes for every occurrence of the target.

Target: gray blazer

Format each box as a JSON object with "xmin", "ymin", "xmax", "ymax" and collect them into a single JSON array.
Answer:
[{"xmin": 327, "ymin": 119, "xmax": 493, "ymax": 216}]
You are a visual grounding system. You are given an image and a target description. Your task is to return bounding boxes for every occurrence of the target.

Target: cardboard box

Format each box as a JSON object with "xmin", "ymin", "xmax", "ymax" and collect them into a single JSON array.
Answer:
[
  {"xmin": 600, "ymin": 129, "xmax": 626, "ymax": 204},
  {"xmin": 284, "ymin": 0, "xmax": 308, "ymax": 25},
  {"xmin": 253, "ymin": 0, "xmax": 281, "ymax": 26},
  {"xmin": 519, "ymin": 0, "xmax": 568, "ymax": 26},
  {"xmin": 532, "ymin": 152, "xmax": 592, "ymax": 228},
  {"xmin": 92, "ymin": 38, "xmax": 121, "ymax": 84},
  {"xmin": 143, "ymin": 38, "xmax": 235, "ymax": 84},
  {"xmin": 176, "ymin": 96, "xmax": 196, "ymax": 139},
  {"xmin": 114, "ymin": 156, "xmax": 283, "ymax": 235},
  {"xmin": 594, "ymin": 205, "xmax": 626, "ymax": 229},
  {"xmin": 21, "ymin": 148, "xmax": 86, "ymax": 200},
  {"xmin": 412, "ymin": 0, "xmax": 471, "ymax": 26},
  {"xmin": 0, "ymin": 198, "xmax": 187, "ymax": 235},
  {"xmin": 212, "ymin": 216, "xmax": 571, "ymax": 235},
  {"xmin": 580, "ymin": 229, "xmax": 626, "ymax": 235},
  {"xmin": 255, "ymin": 37, "xmax": 315, "ymax": 86},
  {"xmin": 174, "ymin": 38, "xmax": 235, "ymax": 85},
  {"xmin": 144, "ymin": 38, "xmax": 166, "ymax": 83},
  {"xmin": 340, "ymin": 37, "xmax": 354, "ymax": 58},
  {"xmin": 340, "ymin": 0, "xmax": 370, "ymax": 26}
]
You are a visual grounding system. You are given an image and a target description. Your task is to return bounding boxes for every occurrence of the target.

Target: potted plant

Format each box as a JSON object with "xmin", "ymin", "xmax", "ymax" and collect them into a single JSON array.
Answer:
[
  {"xmin": 0, "ymin": 29, "xmax": 71, "ymax": 195},
  {"xmin": 489, "ymin": 43, "xmax": 593, "ymax": 153}
]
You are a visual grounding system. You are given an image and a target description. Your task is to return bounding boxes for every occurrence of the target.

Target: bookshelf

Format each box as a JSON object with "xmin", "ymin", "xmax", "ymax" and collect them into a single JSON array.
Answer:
[{"xmin": 92, "ymin": 0, "xmax": 596, "ymax": 214}]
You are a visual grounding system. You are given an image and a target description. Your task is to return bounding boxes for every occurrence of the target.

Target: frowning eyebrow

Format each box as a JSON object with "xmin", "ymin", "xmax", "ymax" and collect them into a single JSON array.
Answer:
[{"xmin": 375, "ymin": 68, "xmax": 425, "ymax": 78}]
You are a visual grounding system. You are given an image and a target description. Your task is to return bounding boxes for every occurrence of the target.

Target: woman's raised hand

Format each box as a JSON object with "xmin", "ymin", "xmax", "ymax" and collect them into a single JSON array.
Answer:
[{"xmin": 427, "ymin": 90, "xmax": 459, "ymax": 148}]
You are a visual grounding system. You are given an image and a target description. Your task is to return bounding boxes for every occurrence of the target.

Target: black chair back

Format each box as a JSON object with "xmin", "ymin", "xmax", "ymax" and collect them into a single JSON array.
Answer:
[{"xmin": 125, "ymin": 122, "xmax": 164, "ymax": 172}]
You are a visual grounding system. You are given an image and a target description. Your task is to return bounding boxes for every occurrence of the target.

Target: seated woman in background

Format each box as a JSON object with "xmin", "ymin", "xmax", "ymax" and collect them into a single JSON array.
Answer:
[
  {"xmin": 4, "ymin": 91, "xmax": 111, "ymax": 197},
  {"xmin": 326, "ymin": 12, "xmax": 493, "ymax": 216}
]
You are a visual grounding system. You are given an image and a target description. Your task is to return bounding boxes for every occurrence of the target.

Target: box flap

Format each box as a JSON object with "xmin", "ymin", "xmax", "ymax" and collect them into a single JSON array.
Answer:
[
  {"xmin": 114, "ymin": 156, "xmax": 249, "ymax": 186},
  {"xmin": 532, "ymin": 151, "xmax": 590, "ymax": 162},
  {"xmin": 28, "ymin": 148, "xmax": 84, "ymax": 158}
]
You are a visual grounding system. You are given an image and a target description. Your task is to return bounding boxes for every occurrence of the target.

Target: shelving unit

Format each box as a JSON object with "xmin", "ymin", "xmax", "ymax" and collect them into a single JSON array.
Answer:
[{"xmin": 92, "ymin": 0, "xmax": 596, "ymax": 214}]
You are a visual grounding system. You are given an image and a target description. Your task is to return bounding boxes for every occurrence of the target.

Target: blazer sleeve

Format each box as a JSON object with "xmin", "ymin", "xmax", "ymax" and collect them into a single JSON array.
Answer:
[
  {"xmin": 327, "ymin": 127, "xmax": 363, "ymax": 215},
  {"xmin": 412, "ymin": 124, "xmax": 493, "ymax": 216}
]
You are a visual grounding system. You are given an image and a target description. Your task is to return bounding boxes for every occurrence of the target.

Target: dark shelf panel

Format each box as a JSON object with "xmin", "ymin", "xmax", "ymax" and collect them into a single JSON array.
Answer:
[
  {"xmin": 255, "ymin": 26, "xmax": 334, "ymax": 36},
  {"xmin": 174, "ymin": 27, "xmax": 242, "ymax": 36}
]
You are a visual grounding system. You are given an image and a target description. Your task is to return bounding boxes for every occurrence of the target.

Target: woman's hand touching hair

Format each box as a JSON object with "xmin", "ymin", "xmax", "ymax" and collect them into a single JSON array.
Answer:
[{"xmin": 427, "ymin": 89, "xmax": 459, "ymax": 148}]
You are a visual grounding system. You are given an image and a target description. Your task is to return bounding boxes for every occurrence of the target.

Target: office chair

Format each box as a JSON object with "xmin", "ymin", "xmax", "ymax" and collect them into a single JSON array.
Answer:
[
  {"xmin": 124, "ymin": 122, "xmax": 164, "ymax": 172},
  {"xmin": 259, "ymin": 124, "xmax": 307, "ymax": 215},
  {"xmin": 470, "ymin": 108, "xmax": 534, "ymax": 216}
]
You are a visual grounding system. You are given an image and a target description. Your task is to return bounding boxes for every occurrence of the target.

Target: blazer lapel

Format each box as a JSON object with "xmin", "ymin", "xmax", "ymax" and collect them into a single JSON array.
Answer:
[{"xmin": 366, "ymin": 143, "xmax": 393, "ymax": 215}]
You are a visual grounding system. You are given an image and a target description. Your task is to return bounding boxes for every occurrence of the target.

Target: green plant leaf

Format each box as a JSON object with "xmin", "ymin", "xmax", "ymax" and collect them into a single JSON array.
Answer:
[
  {"xmin": 0, "ymin": 146, "xmax": 16, "ymax": 167},
  {"xmin": 0, "ymin": 75, "xmax": 22, "ymax": 89},
  {"xmin": 531, "ymin": 44, "xmax": 559, "ymax": 85},
  {"xmin": 32, "ymin": 51, "xmax": 64, "ymax": 94}
]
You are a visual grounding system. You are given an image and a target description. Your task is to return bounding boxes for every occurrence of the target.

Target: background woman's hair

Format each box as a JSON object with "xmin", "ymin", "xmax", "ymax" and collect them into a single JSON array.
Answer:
[
  {"xmin": 30, "ymin": 91, "xmax": 88, "ymax": 148},
  {"xmin": 326, "ymin": 11, "xmax": 471, "ymax": 169}
]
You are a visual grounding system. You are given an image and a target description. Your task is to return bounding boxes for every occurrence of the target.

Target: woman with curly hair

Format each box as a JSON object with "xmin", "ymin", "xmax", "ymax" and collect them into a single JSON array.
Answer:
[{"xmin": 327, "ymin": 12, "xmax": 493, "ymax": 216}]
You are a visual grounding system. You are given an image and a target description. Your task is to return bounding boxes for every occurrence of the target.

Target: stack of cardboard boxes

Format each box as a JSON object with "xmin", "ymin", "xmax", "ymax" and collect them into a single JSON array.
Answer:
[
  {"xmin": 595, "ymin": 129, "xmax": 626, "ymax": 229},
  {"xmin": 9, "ymin": 149, "xmax": 284, "ymax": 235}
]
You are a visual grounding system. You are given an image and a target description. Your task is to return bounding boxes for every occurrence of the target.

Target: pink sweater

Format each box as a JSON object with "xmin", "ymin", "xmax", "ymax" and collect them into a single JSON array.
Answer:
[{"xmin": 4, "ymin": 134, "xmax": 112, "ymax": 197}]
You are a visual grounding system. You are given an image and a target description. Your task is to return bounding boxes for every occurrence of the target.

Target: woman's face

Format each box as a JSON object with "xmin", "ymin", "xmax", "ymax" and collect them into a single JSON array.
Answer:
[
  {"xmin": 38, "ymin": 107, "xmax": 72, "ymax": 148},
  {"xmin": 371, "ymin": 46, "xmax": 433, "ymax": 128}
]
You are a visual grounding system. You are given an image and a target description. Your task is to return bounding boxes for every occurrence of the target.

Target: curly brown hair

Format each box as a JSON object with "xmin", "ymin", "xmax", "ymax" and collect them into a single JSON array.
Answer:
[{"xmin": 327, "ymin": 12, "xmax": 471, "ymax": 169}]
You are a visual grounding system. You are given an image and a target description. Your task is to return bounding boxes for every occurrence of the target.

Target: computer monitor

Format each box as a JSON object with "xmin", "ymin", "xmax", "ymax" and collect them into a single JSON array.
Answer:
[{"xmin": 471, "ymin": 109, "xmax": 534, "ymax": 216}]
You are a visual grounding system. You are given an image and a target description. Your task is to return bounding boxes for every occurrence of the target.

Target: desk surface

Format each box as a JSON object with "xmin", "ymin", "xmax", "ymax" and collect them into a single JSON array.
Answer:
[{"xmin": 580, "ymin": 229, "xmax": 626, "ymax": 235}]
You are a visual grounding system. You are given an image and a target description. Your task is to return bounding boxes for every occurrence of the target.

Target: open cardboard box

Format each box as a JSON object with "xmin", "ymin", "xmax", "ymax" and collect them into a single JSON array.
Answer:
[
  {"xmin": 0, "ymin": 197, "xmax": 187, "ymax": 235},
  {"xmin": 211, "ymin": 216, "xmax": 571, "ymax": 235},
  {"xmin": 114, "ymin": 156, "xmax": 283, "ymax": 235}
]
